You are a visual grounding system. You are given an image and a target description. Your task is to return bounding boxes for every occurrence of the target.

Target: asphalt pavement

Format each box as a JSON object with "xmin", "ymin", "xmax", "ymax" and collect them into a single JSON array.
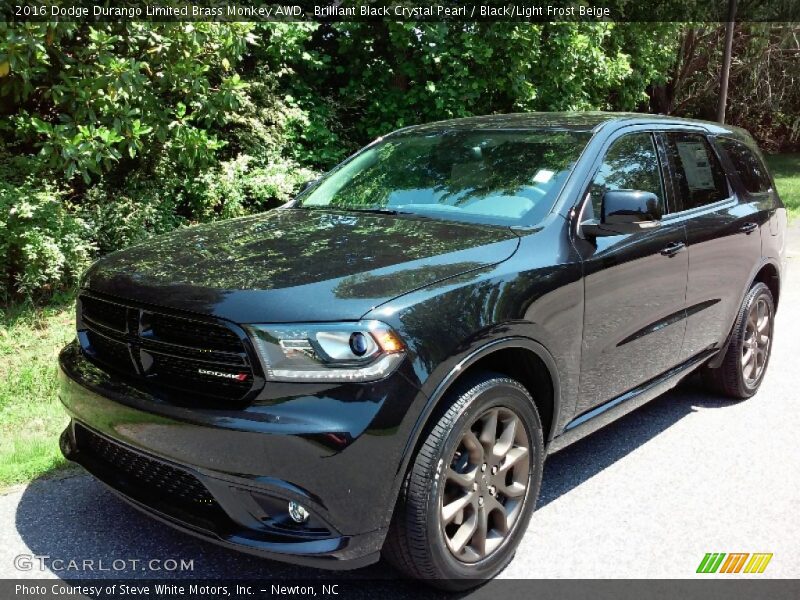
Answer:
[{"xmin": 2, "ymin": 231, "xmax": 799, "ymax": 585}]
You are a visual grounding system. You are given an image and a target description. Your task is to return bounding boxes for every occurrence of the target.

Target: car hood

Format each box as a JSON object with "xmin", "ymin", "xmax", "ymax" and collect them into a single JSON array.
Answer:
[{"xmin": 83, "ymin": 208, "xmax": 520, "ymax": 323}]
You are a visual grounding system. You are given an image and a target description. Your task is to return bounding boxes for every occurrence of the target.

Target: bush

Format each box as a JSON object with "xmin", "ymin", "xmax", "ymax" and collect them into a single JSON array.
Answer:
[
  {"xmin": 1, "ymin": 22, "xmax": 255, "ymax": 183},
  {"xmin": 78, "ymin": 182, "xmax": 185, "ymax": 256},
  {"xmin": 0, "ymin": 171, "xmax": 93, "ymax": 301},
  {"xmin": 176, "ymin": 155, "xmax": 317, "ymax": 221},
  {"xmin": 0, "ymin": 21, "xmax": 694, "ymax": 300},
  {"xmin": 0, "ymin": 23, "xmax": 323, "ymax": 299},
  {"xmin": 295, "ymin": 22, "xmax": 682, "ymax": 147},
  {"xmin": 76, "ymin": 154, "xmax": 317, "ymax": 257}
]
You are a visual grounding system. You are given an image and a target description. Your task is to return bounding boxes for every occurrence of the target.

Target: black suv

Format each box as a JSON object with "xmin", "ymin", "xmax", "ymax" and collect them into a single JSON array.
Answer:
[{"xmin": 59, "ymin": 113, "xmax": 786, "ymax": 587}]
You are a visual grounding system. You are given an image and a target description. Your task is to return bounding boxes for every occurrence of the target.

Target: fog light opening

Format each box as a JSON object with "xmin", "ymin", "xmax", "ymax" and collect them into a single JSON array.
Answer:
[{"xmin": 288, "ymin": 501, "xmax": 310, "ymax": 524}]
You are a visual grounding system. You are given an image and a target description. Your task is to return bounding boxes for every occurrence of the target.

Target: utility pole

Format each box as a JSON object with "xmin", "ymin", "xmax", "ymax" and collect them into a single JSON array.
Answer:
[{"xmin": 717, "ymin": 0, "xmax": 738, "ymax": 123}]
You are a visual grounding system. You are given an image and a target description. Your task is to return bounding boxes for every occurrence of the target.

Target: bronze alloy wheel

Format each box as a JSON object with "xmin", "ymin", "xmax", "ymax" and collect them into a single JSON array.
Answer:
[
  {"xmin": 384, "ymin": 374, "xmax": 544, "ymax": 587},
  {"xmin": 741, "ymin": 296, "xmax": 772, "ymax": 386},
  {"xmin": 702, "ymin": 282, "xmax": 775, "ymax": 399},
  {"xmin": 440, "ymin": 406, "xmax": 531, "ymax": 563}
]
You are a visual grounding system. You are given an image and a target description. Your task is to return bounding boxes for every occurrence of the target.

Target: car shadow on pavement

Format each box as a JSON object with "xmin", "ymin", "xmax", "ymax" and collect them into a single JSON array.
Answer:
[
  {"xmin": 538, "ymin": 374, "xmax": 739, "ymax": 507},
  {"xmin": 12, "ymin": 376, "xmax": 736, "ymax": 588}
]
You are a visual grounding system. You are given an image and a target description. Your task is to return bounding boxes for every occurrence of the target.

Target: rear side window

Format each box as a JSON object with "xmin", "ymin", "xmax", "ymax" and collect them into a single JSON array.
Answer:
[
  {"xmin": 718, "ymin": 137, "xmax": 772, "ymax": 193},
  {"xmin": 663, "ymin": 133, "xmax": 729, "ymax": 211}
]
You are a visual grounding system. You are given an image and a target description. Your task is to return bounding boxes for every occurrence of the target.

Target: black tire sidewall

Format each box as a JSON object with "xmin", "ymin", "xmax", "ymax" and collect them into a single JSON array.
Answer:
[{"xmin": 423, "ymin": 380, "xmax": 544, "ymax": 582}]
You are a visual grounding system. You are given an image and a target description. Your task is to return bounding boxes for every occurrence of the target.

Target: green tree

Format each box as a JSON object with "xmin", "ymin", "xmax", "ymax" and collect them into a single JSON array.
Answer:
[
  {"xmin": 293, "ymin": 22, "xmax": 681, "ymax": 156},
  {"xmin": 0, "ymin": 20, "xmax": 682, "ymax": 300}
]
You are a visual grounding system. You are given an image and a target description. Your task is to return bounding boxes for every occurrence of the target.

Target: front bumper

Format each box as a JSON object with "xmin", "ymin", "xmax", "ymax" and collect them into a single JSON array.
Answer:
[{"xmin": 58, "ymin": 341, "xmax": 425, "ymax": 569}]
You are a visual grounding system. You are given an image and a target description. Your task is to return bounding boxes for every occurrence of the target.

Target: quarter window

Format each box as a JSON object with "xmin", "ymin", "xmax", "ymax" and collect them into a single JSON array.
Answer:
[
  {"xmin": 663, "ymin": 133, "xmax": 729, "ymax": 211},
  {"xmin": 586, "ymin": 132, "xmax": 664, "ymax": 221},
  {"xmin": 718, "ymin": 137, "xmax": 772, "ymax": 194}
]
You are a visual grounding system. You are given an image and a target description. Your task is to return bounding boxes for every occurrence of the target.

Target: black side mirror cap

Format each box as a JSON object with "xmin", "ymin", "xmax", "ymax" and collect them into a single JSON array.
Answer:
[
  {"xmin": 604, "ymin": 190, "xmax": 662, "ymax": 224},
  {"xmin": 583, "ymin": 190, "xmax": 662, "ymax": 237}
]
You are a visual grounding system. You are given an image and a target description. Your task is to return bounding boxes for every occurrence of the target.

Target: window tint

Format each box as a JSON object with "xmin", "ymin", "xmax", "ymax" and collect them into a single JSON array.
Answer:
[
  {"xmin": 663, "ymin": 133, "xmax": 729, "ymax": 211},
  {"xmin": 718, "ymin": 137, "xmax": 772, "ymax": 193},
  {"xmin": 586, "ymin": 133, "xmax": 663, "ymax": 221}
]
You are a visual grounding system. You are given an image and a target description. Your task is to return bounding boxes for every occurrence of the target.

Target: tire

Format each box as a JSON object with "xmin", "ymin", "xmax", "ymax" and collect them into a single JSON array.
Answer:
[
  {"xmin": 383, "ymin": 372, "xmax": 545, "ymax": 590},
  {"xmin": 703, "ymin": 282, "xmax": 774, "ymax": 399}
]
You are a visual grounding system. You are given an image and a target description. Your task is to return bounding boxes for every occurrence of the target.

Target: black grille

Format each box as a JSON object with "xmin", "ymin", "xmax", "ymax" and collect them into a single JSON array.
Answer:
[
  {"xmin": 84, "ymin": 329, "xmax": 136, "ymax": 375},
  {"xmin": 81, "ymin": 295, "xmax": 128, "ymax": 331},
  {"xmin": 74, "ymin": 424, "xmax": 228, "ymax": 532},
  {"xmin": 78, "ymin": 293, "xmax": 256, "ymax": 402},
  {"xmin": 148, "ymin": 351, "xmax": 253, "ymax": 398},
  {"xmin": 148, "ymin": 312, "xmax": 244, "ymax": 353}
]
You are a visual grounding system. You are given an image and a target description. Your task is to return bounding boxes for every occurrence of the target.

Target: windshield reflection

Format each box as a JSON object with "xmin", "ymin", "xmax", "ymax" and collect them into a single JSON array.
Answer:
[{"xmin": 301, "ymin": 130, "xmax": 591, "ymax": 226}]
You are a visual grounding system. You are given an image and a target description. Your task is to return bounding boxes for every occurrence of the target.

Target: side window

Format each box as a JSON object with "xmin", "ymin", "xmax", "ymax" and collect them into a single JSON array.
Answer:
[
  {"xmin": 717, "ymin": 137, "xmax": 772, "ymax": 194},
  {"xmin": 663, "ymin": 133, "xmax": 729, "ymax": 211},
  {"xmin": 586, "ymin": 133, "xmax": 664, "ymax": 221}
]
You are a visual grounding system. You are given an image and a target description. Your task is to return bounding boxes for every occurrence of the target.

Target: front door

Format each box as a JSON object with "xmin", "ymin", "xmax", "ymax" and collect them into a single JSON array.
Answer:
[{"xmin": 575, "ymin": 131, "xmax": 689, "ymax": 414}]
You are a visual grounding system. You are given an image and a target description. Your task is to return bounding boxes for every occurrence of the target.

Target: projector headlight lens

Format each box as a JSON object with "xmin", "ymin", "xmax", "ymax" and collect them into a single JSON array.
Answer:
[{"xmin": 246, "ymin": 321, "xmax": 405, "ymax": 382}]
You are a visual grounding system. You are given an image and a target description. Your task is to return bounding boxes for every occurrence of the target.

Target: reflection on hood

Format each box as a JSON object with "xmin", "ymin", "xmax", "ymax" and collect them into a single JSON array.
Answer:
[{"xmin": 82, "ymin": 208, "xmax": 521, "ymax": 323}]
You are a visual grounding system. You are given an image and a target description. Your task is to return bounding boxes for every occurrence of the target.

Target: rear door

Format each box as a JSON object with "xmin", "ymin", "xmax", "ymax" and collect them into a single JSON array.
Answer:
[
  {"xmin": 657, "ymin": 131, "xmax": 763, "ymax": 361},
  {"xmin": 575, "ymin": 130, "xmax": 689, "ymax": 413}
]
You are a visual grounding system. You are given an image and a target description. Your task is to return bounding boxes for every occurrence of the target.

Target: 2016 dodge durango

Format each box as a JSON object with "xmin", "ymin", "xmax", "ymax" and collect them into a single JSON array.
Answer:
[{"xmin": 59, "ymin": 113, "xmax": 786, "ymax": 588}]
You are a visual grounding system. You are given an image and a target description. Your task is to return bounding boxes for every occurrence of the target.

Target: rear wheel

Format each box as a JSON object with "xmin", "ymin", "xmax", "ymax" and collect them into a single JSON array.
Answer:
[
  {"xmin": 703, "ymin": 282, "xmax": 774, "ymax": 399},
  {"xmin": 383, "ymin": 373, "xmax": 544, "ymax": 590}
]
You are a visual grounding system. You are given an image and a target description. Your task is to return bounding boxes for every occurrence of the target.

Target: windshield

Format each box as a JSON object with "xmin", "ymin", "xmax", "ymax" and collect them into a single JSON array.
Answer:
[{"xmin": 299, "ymin": 129, "xmax": 591, "ymax": 226}]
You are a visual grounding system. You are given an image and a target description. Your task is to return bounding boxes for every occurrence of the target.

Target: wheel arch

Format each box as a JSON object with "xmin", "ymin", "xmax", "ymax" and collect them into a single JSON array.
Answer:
[
  {"xmin": 707, "ymin": 258, "xmax": 781, "ymax": 369},
  {"xmin": 396, "ymin": 337, "xmax": 561, "ymax": 482},
  {"xmin": 752, "ymin": 261, "xmax": 780, "ymax": 310},
  {"xmin": 381, "ymin": 337, "xmax": 560, "ymax": 535}
]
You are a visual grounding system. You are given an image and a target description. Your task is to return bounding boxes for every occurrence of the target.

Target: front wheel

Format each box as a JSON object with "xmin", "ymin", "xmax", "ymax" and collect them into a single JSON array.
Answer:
[
  {"xmin": 383, "ymin": 373, "xmax": 544, "ymax": 589},
  {"xmin": 703, "ymin": 282, "xmax": 775, "ymax": 399}
]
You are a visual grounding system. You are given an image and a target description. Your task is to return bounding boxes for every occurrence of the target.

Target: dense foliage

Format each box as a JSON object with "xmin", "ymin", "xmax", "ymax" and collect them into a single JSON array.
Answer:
[
  {"xmin": 650, "ymin": 23, "xmax": 800, "ymax": 152},
  {"xmin": 0, "ymin": 22, "xmax": 319, "ymax": 298},
  {"xmin": 4, "ymin": 20, "xmax": 784, "ymax": 301}
]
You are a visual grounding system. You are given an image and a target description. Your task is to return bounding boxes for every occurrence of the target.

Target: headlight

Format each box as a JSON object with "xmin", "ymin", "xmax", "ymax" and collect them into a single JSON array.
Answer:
[{"xmin": 246, "ymin": 321, "xmax": 406, "ymax": 382}]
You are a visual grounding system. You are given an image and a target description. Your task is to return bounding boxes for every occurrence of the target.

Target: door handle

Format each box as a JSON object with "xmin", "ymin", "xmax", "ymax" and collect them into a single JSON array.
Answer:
[
  {"xmin": 740, "ymin": 222, "xmax": 758, "ymax": 234},
  {"xmin": 660, "ymin": 241, "xmax": 686, "ymax": 257}
]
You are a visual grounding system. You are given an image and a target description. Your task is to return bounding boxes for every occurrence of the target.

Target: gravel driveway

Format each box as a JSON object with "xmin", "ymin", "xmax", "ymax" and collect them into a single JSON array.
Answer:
[{"xmin": 2, "ymin": 237, "xmax": 799, "ymax": 584}]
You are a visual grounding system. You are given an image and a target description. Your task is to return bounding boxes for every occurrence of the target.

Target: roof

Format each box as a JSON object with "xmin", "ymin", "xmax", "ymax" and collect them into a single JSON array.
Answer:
[{"xmin": 390, "ymin": 111, "xmax": 750, "ymax": 138}]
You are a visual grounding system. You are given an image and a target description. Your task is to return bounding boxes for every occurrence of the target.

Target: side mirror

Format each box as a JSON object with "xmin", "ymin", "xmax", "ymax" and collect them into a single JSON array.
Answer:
[{"xmin": 583, "ymin": 190, "xmax": 661, "ymax": 237}]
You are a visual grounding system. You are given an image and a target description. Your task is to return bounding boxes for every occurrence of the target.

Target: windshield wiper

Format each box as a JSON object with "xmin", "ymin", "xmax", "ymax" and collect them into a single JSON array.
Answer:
[
  {"xmin": 298, "ymin": 205, "xmax": 427, "ymax": 218},
  {"xmin": 350, "ymin": 207, "xmax": 402, "ymax": 215},
  {"xmin": 327, "ymin": 206, "xmax": 417, "ymax": 216}
]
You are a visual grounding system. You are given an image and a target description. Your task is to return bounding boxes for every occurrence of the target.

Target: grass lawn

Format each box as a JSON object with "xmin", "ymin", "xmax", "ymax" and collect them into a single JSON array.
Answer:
[
  {"xmin": 765, "ymin": 153, "xmax": 800, "ymax": 221},
  {"xmin": 0, "ymin": 296, "xmax": 76, "ymax": 487}
]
